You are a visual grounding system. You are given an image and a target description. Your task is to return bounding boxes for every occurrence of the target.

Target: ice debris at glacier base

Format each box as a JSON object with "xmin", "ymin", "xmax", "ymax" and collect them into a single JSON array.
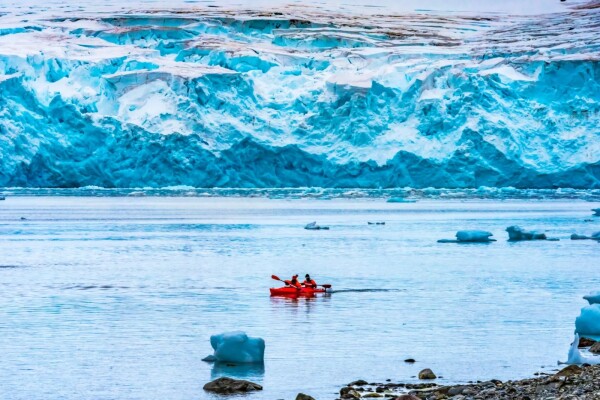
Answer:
[
  {"xmin": 203, "ymin": 331, "xmax": 265, "ymax": 364},
  {"xmin": 0, "ymin": 2, "xmax": 599, "ymax": 188}
]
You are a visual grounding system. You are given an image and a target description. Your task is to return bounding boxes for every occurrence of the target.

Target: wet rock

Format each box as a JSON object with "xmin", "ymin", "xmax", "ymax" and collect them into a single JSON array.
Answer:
[
  {"xmin": 203, "ymin": 377, "xmax": 262, "ymax": 394},
  {"xmin": 579, "ymin": 337, "xmax": 597, "ymax": 347},
  {"xmin": 447, "ymin": 385, "xmax": 468, "ymax": 395},
  {"xmin": 554, "ymin": 365, "xmax": 583, "ymax": 378},
  {"xmin": 418, "ymin": 368, "xmax": 437, "ymax": 380},
  {"xmin": 393, "ymin": 395, "xmax": 421, "ymax": 400},
  {"xmin": 404, "ymin": 358, "xmax": 416, "ymax": 363},
  {"xmin": 341, "ymin": 389, "xmax": 361, "ymax": 399},
  {"xmin": 340, "ymin": 386, "xmax": 361, "ymax": 399},
  {"xmin": 295, "ymin": 393, "xmax": 315, "ymax": 400},
  {"xmin": 349, "ymin": 380, "xmax": 369, "ymax": 386},
  {"xmin": 363, "ymin": 393, "xmax": 383, "ymax": 398},
  {"xmin": 590, "ymin": 342, "xmax": 600, "ymax": 354}
]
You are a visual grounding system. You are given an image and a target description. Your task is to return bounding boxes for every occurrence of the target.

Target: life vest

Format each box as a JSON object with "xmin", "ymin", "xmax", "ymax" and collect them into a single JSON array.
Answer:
[
  {"xmin": 303, "ymin": 279, "xmax": 316, "ymax": 288},
  {"xmin": 290, "ymin": 278, "xmax": 302, "ymax": 288}
]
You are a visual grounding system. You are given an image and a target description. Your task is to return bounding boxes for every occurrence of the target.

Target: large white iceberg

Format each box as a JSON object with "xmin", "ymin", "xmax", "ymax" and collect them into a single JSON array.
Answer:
[
  {"xmin": 204, "ymin": 331, "xmax": 265, "ymax": 364},
  {"xmin": 575, "ymin": 305, "xmax": 600, "ymax": 339}
]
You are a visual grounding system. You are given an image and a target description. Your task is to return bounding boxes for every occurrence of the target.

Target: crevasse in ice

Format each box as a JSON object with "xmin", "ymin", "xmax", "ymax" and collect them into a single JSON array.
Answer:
[{"xmin": 0, "ymin": 2, "xmax": 598, "ymax": 188}]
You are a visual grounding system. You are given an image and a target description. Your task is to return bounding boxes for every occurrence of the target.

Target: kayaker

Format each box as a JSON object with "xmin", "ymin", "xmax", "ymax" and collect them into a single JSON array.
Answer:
[
  {"xmin": 289, "ymin": 275, "xmax": 302, "ymax": 288},
  {"xmin": 303, "ymin": 274, "xmax": 317, "ymax": 288}
]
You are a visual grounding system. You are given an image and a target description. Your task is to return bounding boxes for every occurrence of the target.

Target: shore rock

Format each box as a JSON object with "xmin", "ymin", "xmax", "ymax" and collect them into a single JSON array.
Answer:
[
  {"xmin": 590, "ymin": 341, "xmax": 600, "ymax": 354},
  {"xmin": 295, "ymin": 393, "xmax": 315, "ymax": 400},
  {"xmin": 579, "ymin": 337, "xmax": 597, "ymax": 347},
  {"xmin": 203, "ymin": 377, "xmax": 263, "ymax": 394},
  {"xmin": 418, "ymin": 368, "xmax": 437, "ymax": 380},
  {"xmin": 342, "ymin": 365, "xmax": 600, "ymax": 399}
]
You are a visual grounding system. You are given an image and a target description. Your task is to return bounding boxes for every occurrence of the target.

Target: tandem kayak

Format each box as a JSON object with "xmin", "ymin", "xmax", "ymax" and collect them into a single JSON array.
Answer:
[{"xmin": 270, "ymin": 286, "xmax": 329, "ymax": 296}]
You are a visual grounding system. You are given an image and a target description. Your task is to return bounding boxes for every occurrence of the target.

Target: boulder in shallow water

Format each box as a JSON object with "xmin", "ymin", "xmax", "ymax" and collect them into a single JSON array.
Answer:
[
  {"xmin": 578, "ymin": 336, "xmax": 597, "ymax": 347},
  {"xmin": 207, "ymin": 331, "xmax": 265, "ymax": 363},
  {"xmin": 418, "ymin": 368, "xmax": 437, "ymax": 379},
  {"xmin": 590, "ymin": 342, "xmax": 600, "ymax": 354},
  {"xmin": 506, "ymin": 225, "xmax": 547, "ymax": 241},
  {"xmin": 203, "ymin": 377, "xmax": 262, "ymax": 394},
  {"xmin": 295, "ymin": 393, "xmax": 316, "ymax": 400},
  {"xmin": 455, "ymin": 230, "xmax": 495, "ymax": 242}
]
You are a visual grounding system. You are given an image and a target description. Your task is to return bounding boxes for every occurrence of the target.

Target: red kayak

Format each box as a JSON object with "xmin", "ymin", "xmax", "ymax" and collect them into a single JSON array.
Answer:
[{"xmin": 270, "ymin": 286, "xmax": 328, "ymax": 296}]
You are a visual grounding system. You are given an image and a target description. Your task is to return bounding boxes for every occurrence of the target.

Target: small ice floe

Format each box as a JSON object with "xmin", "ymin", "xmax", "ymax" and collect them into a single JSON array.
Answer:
[
  {"xmin": 584, "ymin": 292, "xmax": 600, "ymax": 305},
  {"xmin": 367, "ymin": 222, "xmax": 385, "ymax": 225},
  {"xmin": 438, "ymin": 230, "xmax": 495, "ymax": 243},
  {"xmin": 571, "ymin": 231, "xmax": 600, "ymax": 241},
  {"xmin": 575, "ymin": 305, "xmax": 600, "ymax": 338},
  {"xmin": 506, "ymin": 226, "xmax": 559, "ymax": 241},
  {"xmin": 387, "ymin": 197, "xmax": 416, "ymax": 203},
  {"xmin": 202, "ymin": 331, "xmax": 265, "ymax": 364},
  {"xmin": 560, "ymin": 334, "xmax": 600, "ymax": 365},
  {"xmin": 592, "ymin": 208, "xmax": 600, "ymax": 216},
  {"xmin": 304, "ymin": 221, "xmax": 329, "ymax": 230}
]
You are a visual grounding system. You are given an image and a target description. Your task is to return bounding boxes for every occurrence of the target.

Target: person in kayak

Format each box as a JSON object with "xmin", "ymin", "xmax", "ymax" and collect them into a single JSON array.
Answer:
[
  {"xmin": 288, "ymin": 275, "xmax": 302, "ymax": 288},
  {"xmin": 303, "ymin": 274, "xmax": 317, "ymax": 288}
]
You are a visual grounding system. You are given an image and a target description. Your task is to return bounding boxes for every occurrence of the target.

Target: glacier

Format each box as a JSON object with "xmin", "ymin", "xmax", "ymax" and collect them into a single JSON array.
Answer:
[{"xmin": 0, "ymin": 0, "xmax": 599, "ymax": 188}]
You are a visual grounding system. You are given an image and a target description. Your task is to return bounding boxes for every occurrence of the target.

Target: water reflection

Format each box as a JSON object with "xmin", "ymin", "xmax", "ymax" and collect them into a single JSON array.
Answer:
[
  {"xmin": 210, "ymin": 362, "xmax": 265, "ymax": 380},
  {"xmin": 269, "ymin": 294, "xmax": 331, "ymax": 314}
]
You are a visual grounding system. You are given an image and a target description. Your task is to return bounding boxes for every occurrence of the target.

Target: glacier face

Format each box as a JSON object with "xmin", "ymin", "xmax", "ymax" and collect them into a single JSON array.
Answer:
[{"xmin": 0, "ymin": 1, "xmax": 599, "ymax": 188}]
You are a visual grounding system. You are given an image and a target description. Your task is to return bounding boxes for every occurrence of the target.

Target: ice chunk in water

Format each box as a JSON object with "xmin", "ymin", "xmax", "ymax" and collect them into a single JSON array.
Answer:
[
  {"xmin": 562, "ymin": 333, "xmax": 600, "ymax": 365},
  {"xmin": 455, "ymin": 230, "xmax": 495, "ymax": 242},
  {"xmin": 575, "ymin": 305, "xmax": 600, "ymax": 339},
  {"xmin": 206, "ymin": 331, "xmax": 265, "ymax": 364},
  {"xmin": 584, "ymin": 292, "xmax": 600, "ymax": 305}
]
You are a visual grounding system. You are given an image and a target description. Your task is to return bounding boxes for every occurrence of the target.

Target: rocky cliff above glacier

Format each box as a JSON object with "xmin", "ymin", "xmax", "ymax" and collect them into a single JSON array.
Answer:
[{"xmin": 0, "ymin": 1, "xmax": 598, "ymax": 188}]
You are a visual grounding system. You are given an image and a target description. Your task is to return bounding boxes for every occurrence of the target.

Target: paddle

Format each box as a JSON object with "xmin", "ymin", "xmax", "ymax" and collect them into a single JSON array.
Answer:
[{"xmin": 271, "ymin": 275, "xmax": 331, "ymax": 290}]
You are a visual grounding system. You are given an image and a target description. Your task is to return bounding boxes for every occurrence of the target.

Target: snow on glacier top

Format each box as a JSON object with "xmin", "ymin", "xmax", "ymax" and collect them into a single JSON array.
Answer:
[{"xmin": 0, "ymin": 0, "xmax": 590, "ymax": 16}]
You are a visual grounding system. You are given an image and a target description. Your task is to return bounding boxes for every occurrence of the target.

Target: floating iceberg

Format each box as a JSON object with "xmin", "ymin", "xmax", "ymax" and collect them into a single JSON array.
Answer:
[
  {"xmin": 584, "ymin": 292, "xmax": 600, "ymax": 305},
  {"xmin": 506, "ymin": 226, "xmax": 558, "ymax": 241},
  {"xmin": 571, "ymin": 231, "xmax": 600, "ymax": 241},
  {"xmin": 305, "ymin": 221, "xmax": 329, "ymax": 230},
  {"xmin": 575, "ymin": 305, "xmax": 600, "ymax": 339},
  {"xmin": 204, "ymin": 331, "xmax": 265, "ymax": 364},
  {"xmin": 438, "ymin": 230, "xmax": 496, "ymax": 243}
]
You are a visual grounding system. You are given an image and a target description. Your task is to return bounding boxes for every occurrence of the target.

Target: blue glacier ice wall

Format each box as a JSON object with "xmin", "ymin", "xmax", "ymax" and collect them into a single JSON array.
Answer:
[{"xmin": 0, "ymin": 4, "xmax": 599, "ymax": 188}]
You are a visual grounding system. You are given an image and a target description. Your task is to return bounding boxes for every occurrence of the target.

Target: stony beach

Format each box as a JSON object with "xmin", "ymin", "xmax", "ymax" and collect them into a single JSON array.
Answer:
[{"xmin": 337, "ymin": 364, "xmax": 600, "ymax": 400}]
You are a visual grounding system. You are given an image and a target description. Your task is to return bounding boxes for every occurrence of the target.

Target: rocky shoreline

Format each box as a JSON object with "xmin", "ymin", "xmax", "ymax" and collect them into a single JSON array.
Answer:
[{"xmin": 337, "ymin": 364, "xmax": 600, "ymax": 400}]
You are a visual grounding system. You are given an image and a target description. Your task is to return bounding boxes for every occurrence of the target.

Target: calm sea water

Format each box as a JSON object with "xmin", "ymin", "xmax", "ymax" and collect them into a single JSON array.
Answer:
[{"xmin": 0, "ymin": 197, "xmax": 598, "ymax": 399}]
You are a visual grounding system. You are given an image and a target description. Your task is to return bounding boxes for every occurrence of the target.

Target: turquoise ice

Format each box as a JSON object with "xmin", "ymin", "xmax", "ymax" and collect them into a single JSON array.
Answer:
[{"xmin": 0, "ymin": 1, "xmax": 598, "ymax": 188}]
